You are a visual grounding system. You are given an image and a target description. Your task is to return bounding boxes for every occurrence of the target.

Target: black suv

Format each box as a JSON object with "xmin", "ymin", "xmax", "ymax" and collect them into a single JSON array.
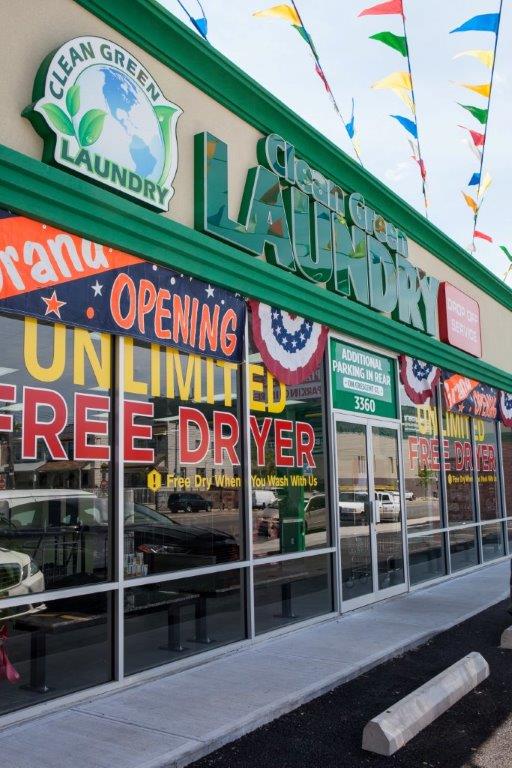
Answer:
[{"xmin": 168, "ymin": 492, "xmax": 213, "ymax": 513}]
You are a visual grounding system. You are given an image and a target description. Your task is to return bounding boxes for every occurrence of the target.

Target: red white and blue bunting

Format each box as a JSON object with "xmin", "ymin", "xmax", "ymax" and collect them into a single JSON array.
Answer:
[
  {"xmin": 399, "ymin": 355, "xmax": 441, "ymax": 405},
  {"xmin": 499, "ymin": 390, "xmax": 512, "ymax": 427},
  {"xmin": 249, "ymin": 300, "xmax": 328, "ymax": 385}
]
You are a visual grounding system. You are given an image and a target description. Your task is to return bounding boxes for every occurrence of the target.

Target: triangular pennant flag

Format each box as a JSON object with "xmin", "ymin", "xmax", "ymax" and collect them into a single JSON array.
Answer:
[
  {"xmin": 450, "ymin": 13, "xmax": 500, "ymax": 35},
  {"xmin": 460, "ymin": 83, "xmax": 491, "ymax": 98},
  {"xmin": 293, "ymin": 24, "xmax": 310, "ymax": 43},
  {"xmin": 479, "ymin": 171, "xmax": 492, "ymax": 197},
  {"xmin": 352, "ymin": 134, "xmax": 362, "ymax": 157},
  {"xmin": 372, "ymin": 71, "xmax": 412, "ymax": 92},
  {"xmin": 458, "ymin": 125, "xmax": 485, "ymax": 146},
  {"xmin": 390, "ymin": 114, "xmax": 417, "ymax": 138},
  {"xmin": 193, "ymin": 17, "xmax": 208, "ymax": 38},
  {"xmin": 465, "ymin": 140, "xmax": 483, "ymax": 161},
  {"xmin": 391, "ymin": 87, "xmax": 414, "ymax": 111},
  {"xmin": 359, "ymin": 0, "xmax": 403, "ymax": 16},
  {"xmin": 369, "ymin": 31, "xmax": 407, "ymax": 56},
  {"xmin": 474, "ymin": 230, "xmax": 493, "ymax": 242},
  {"xmin": 315, "ymin": 63, "xmax": 331, "ymax": 93},
  {"xmin": 413, "ymin": 156, "xmax": 427, "ymax": 180},
  {"xmin": 253, "ymin": 4, "xmax": 301, "ymax": 25},
  {"xmin": 499, "ymin": 245, "xmax": 512, "ymax": 263},
  {"xmin": 453, "ymin": 50, "xmax": 494, "ymax": 69},
  {"xmin": 345, "ymin": 98, "xmax": 356, "ymax": 138},
  {"xmin": 458, "ymin": 104, "xmax": 488, "ymax": 125},
  {"xmin": 462, "ymin": 192, "xmax": 478, "ymax": 213},
  {"xmin": 468, "ymin": 172, "xmax": 481, "ymax": 187}
]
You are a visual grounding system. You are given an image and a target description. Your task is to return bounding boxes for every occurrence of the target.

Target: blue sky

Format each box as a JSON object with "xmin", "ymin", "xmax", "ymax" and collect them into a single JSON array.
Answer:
[{"xmin": 159, "ymin": 0, "xmax": 511, "ymax": 282}]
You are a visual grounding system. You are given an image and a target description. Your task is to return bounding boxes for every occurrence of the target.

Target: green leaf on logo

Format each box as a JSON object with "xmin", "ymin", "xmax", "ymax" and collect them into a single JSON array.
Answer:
[
  {"xmin": 154, "ymin": 104, "xmax": 180, "ymax": 185},
  {"xmin": 41, "ymin": 103, "xmax": 75, "ymax": 136},
  {"xmin": 78, "ymin": 109, "xmax": 107, "ymax": 147},
  {"xmin": 66, "ymin": 84, "xmax": 80, "ymax": 118}
]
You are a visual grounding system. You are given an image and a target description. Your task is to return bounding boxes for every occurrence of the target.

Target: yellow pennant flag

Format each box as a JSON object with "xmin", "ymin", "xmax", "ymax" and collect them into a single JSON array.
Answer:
[
  {"xmin": 253, "ymin": 4, "xmax": 301, "ymax": 25},
  {"xmin": 453, "ymin": 50, "xmax": 494, "ymax": 69},
  {"xmin": 372, "ymin": 71, "xmax": 412, "ymax": 92},
  {"xmin": 460, "ymin": 82, "xmax": 491, "ymax": 98},
  {"xmin": 389, "ymin": 88, "xmax": 415, "ymax": 112},
  {"xmin": 462, "ymin": 192, "xmax": 478, "ymax": 213},
  {"xmin": 479, "ymin": 171, "xmax": 492, "ymax": 197}
]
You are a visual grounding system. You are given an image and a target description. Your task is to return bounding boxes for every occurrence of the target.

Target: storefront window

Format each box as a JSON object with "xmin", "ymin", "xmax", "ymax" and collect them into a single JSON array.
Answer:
[
  {"xmin": 476, "ymin": 420, "xmax": 501, "ymax": 520},
  {"xmin": 442, "ymin": 410, "xmax": 475, "ymax": 527},
  {"xmin": 408, "ymin": 533, "xmax": 446, "ymax": 585},
  {"xmin": 0, "ymin": 592, "xmax": 112, "ymax": 716},
  {"xmin": 0, "ymin": 315, "xmax": 112, "ymax": 594},
  {"xmin": 501, "ymin": 426, "xmax": 512, "ymax": 516},
  {"xmin": 400, "ymin": 386, "xmax": 442, "ymax": 532},
  {"xmin": 449, "ymin": 527, "xmax": 478, "ymax": 572},
  {"xmin": 481, "ymin": 521, "xmax": 505, "ymax": 562},
  {"xmin": 124, "ymin": 570, "xmax": 245, "ymax": 674},
  {"xmin": 123, "ymin": 341, "xmax": 243, "ymax": 578},
  {"xmin": 253, "ymin": 554, "xmax": 332, "ymax": 634},
  {"xmin": 249, "ymin": 346, "xmax": 327, "ymax": 558}
]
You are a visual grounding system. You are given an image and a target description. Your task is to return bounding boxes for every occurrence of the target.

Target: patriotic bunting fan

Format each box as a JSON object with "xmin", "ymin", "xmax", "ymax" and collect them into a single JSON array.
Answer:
[
  {"xmin": 499, "ymin": 391, "xmax": 512, "ymax": 427},
  {"xmin": 250, "ymin": 300, "xmax": 328, "ymax": 385},
  {"xmin": 399, "ymin": 355, "xmax": 441, "ymax": 404}
]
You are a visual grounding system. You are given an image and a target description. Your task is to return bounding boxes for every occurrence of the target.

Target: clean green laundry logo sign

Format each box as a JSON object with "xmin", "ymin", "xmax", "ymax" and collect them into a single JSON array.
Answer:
[{"xmin": 24, "ymin": 37, "xmax": 182, "ymax": 211}]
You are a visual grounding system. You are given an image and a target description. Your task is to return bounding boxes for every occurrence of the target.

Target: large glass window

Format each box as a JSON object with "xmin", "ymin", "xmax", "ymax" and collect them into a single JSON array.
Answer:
[
  {"xmin": 408, "ymin": 533, "xmax": 446, "ymax": 585},
  {"xmin": 501, "ymin": 426, "xmax": 512, "ymax": 516},
  {"xmin": 0, "ymin": 316, "xmax": 112, "ymax": 595},
  {"xmin": 253, "ymin": 555, "xmax": 332, "ymax": 634},
  {"xmin": 476, "ymin": 420, "xmax": 501, "ymax": 521},
  {"xmin": 123, "ymin": 340, "xmax": 243, "ymax": 578},
  {"xmin": 400, "ymin": 387, "xmax": 442, "ymax": 532},
  {"xmin": 124, "ymin": 570, "xmax": 245, "ymax": 674},
  {"xmin": 0, "ymin": 592, "xmax": 112, "ymax": 716},
  {"xmin": 449, "ymin": 527, "xmax": 478, "ymax": 572},
  {"xmin": 249, "ymin": 347, "xmax": 328, "ymax": 559},
  {"xmin": 442, "ymin": 410, "xmax": 475, "ymax": 527}
]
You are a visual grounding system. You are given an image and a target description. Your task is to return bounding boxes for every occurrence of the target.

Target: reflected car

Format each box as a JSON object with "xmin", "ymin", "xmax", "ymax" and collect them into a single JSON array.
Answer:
[
  {"xmin": 0, "ymin": 546, "xmax": 45, "ymax": 621},
  {"xmin": 167, "ymin": 492, "xmax": 213, "ymax": 513},
  {"xmin": 0, "ymin": 490, "xmax": 239, "ymax": 587}
]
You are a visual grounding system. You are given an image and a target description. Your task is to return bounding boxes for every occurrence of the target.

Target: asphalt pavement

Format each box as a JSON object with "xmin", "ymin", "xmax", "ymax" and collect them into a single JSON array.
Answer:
[{"xmin": 190, "ymin": 598, "xmax": 512, "ymax": 768}]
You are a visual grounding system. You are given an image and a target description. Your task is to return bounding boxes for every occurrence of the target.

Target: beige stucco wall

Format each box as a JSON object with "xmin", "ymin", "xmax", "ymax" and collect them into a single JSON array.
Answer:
[{"xmin": 1, "ymin": 0, "xmax": 510, "ymax": 374}]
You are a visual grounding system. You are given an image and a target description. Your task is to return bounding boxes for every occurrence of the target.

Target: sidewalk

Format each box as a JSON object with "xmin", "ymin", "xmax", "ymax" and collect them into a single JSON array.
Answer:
[{"xmin": 0, "ymin": 561, "xmax": 509, "ymax": 768}]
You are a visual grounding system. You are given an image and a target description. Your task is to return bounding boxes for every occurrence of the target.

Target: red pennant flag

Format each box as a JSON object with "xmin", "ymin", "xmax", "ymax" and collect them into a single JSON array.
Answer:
[
  {"xmin": 458, "ymin": 125, "xmax": 485, "ymax": 147},
  {"xmin": 359, "ymin": 0, "xmax": 403, "ymax": 17},
  {"xmin": 411, "ymin": 156, "xmax": 427, "ymax": 180},
  {"xmin": 474, "ymin": 230, "xmax": 493, "ymax": 243},
  {"xmin": 314, "ymin": 63, "xmax": 331, "ymax": 93}
]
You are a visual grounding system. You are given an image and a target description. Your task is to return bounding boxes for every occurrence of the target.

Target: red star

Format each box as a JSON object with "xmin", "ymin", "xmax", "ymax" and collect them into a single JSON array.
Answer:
[{"xmin": 42, "ymin": 290, "xmax": 66, "ymax": 319}]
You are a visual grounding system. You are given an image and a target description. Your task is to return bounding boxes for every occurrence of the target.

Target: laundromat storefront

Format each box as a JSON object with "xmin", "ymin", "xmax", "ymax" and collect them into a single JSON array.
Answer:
[{"xmin": 1, "ymin": 0, "xmax": 512, "ymax": 718}]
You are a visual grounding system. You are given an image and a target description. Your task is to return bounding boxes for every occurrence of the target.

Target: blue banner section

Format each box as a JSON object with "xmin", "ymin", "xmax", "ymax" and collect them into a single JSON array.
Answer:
[{"xmin": 0, "ymin": 210, "xmax": 246, "ymax": 363}]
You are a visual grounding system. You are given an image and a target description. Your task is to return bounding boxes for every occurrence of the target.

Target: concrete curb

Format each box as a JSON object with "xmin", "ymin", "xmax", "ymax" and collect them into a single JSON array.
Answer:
[
  {"xmin": 136, "ymin": 591, "xmax": 507, "ymax": 768},
  {"xmin": 500, "ymin": 626, "xmax": 512, "ymax": 649},
  {"xmin": 362, "ymin": 652, "xmax": 490, "ymax": 756}
]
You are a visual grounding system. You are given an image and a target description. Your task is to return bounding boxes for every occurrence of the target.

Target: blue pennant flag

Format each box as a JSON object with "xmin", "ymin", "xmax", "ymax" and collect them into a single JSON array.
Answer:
[
  {"xmin": 450, "ymin": 13, "xmax": 500, "ymax": 34},
  {"xmin": 468, "ymin": 172, "xmax": 481, "ymax": 187},
  {"xmin": 193, "ymin": 16, "xmax": 208, "ymax": 38},
  {"xmin": 390, "ymin": 114, "xmax": 418, "ymax": 138},
  {"xmin": 345, "ymin": 99, "xmax": 356, "ymax": 139}
]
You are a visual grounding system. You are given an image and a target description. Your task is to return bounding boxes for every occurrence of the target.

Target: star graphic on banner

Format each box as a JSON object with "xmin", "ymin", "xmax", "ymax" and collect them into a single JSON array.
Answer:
[
  {"xmin": 42, "ymin": 290, "xmax": 66, "ymax": 319},
  {"xmin": 91, "ymin": 280, "xmax": 103, "ymax": 297},
  {"xmin": 205, "ymin": 285, "xmax": 214, "ymax": 298}
]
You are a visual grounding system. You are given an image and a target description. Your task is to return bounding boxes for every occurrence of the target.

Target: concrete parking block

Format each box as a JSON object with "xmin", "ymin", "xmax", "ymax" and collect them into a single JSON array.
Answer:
[
  {"xmin": 362, "ymin": 652, "xmax": 490, "ymax": 756},
  {"xmin": 500, "ymin": 626, "xmax": 512, "ymax": 649}
]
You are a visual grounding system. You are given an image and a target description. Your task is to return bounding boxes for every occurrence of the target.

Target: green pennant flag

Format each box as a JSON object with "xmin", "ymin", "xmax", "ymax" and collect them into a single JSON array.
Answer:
[
  {"xmin": 458, "ymin": 103, "xmax": 489, "ymax": 125},
  {"xmin": 499, "ymin": 245, "xmax": 512, "ymax": 263},
  {"xmin": 293, "ymin": 24, "xmax": 310, "ymax": 43},
  {"xmin": 369, "ymin": 31, "xmax": 407, "ymax": 56}
]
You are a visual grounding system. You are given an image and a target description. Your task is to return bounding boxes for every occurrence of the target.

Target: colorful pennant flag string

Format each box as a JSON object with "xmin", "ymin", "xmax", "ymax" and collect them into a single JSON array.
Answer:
[
  {"xmin": 175, "ymin": 0, "xmax": 208, "ymax": 39},
  {"xmin": 253, "ymin": 3, "xmax": 363, "ymax": 164},
  {"xmin": 500, "ymin": 245, "xmax": 512, "ymax": 281},
  {"xmin": 360, "ymin": 0, "xmax": 429, "ymax": 217},
  {"xmin": 452, "ymin": 2, "xmax": 503, "ymax": 255}
]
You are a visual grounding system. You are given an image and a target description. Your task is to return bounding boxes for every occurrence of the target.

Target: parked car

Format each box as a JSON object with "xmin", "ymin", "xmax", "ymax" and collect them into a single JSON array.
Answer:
[
  {"xmin": 252, "ymin": 490, "xmax": 278, "ymax": 509},
  {"xmin": 167, "ymin": 492, "xmax": 213, "ymax": 513},
  {"xmin": 375, "ymin": 491, "xmax": 400, "ymax": 521},
  {"xmin": 0, "ymin": 546, "xmax": 45, "ymax": 621}
]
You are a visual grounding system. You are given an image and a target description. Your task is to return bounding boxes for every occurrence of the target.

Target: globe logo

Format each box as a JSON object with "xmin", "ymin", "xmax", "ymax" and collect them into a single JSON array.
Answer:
[{"xmin": 74, "ymin": 65, "xmax": 165, "ymax": 183}]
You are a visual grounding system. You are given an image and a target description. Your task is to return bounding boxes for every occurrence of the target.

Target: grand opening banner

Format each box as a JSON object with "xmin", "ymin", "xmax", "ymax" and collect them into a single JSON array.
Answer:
[{"xmin": 0, "ymin": 210, "xmax": 245, "ymax": 362}]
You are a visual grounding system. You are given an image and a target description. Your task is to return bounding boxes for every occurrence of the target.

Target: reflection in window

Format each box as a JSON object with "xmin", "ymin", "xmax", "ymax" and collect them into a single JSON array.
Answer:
[
  {"xmin": 449, "ymin": 527, "xmax": 478, "ymax": 572},
  {"xmin": 124, "ymin": 570, "xmax": 245, "ymax": 674},
  {"xmin": 123, "ymin": 341, "xmax": 242, "ymax": 578},
  {"xmin": 249, "ymin": 345, "xmax": 327, "ymax": 559},
  {"xmin": 408, "ymin": 533, "xmax": 446, "ymax": 585},
  {"xmin": 442, "ymin": 411, "xmax": 475, "ymax": 527},
  {"xmin": 476, "ymin": 420, "xmax": 500, "ymax": 520},
  {"xmin": 481, "ymin": 522, "xmax": 505, "ymax": 562},
  {"xmin": 0, "ymin": 592, "xmax": 111, "ymax": 716},
  {"xmin": 0, "ymin": 316, "xmax": 112, "ymax": 594},
  {"xmin": 400, "ymin": 386, "xmax": 442, "ymax": 532},
  {"xmin": 502, "ymin": 427, "xmax": 512, "ymax": 517},
  {"xmin": 253, "ymin": 555, "xmax": 332, "ymax": 634}
]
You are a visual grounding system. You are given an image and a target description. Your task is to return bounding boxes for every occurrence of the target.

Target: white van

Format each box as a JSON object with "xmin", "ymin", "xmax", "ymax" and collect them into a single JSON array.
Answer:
[{"xmin": 252, "ymin": 490, "xmax": 278, "ymax": 509}]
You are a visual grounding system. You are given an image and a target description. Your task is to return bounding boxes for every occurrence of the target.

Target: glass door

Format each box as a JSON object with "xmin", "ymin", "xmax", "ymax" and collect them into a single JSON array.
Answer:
[{"xmin": 335, "ymin": 417, "xmax": 406, "ymax": 610}]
